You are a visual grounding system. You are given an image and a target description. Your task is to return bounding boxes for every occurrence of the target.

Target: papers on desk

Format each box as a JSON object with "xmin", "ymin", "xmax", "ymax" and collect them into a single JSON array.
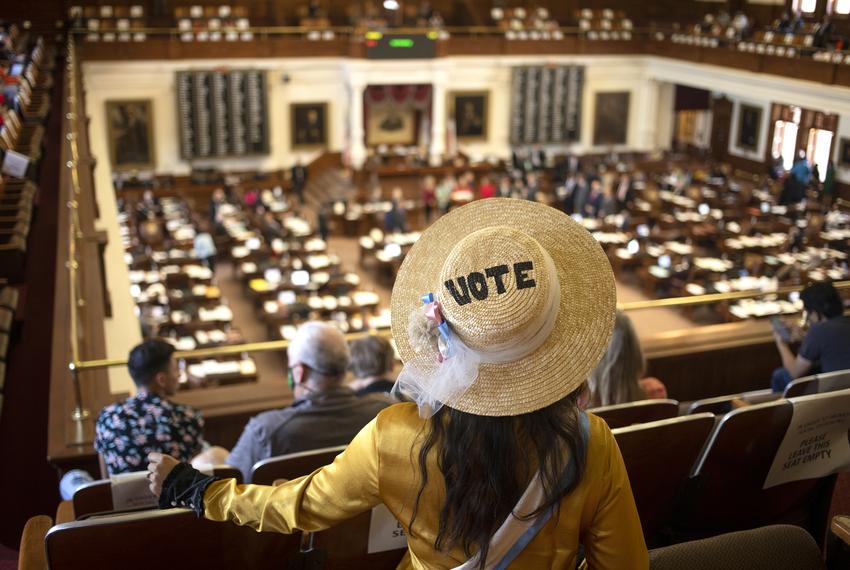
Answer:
[
  {"xmin": 386, "ymin": 232, "xmax": 420, "ymax": 246},
  {"xmin": 199, "ymin": 305, "xmax": 233, "ymax": 322},
  {"xmin": 284, "ymin": 218, "xmax": 312, "ymax": 237},
  {"xmin": 188, "ymin": 358, "xmax": 256, "ymax": 379},
  {"xmin": 664, "ymin": 241, "xmax": 694, "ymax": 255},
  {"xmin": 724, "ymin": 233, "xmax": 786, "ymax": 249},
  {"xmin": 173, "ymin": 336, "xmax": 197, "ymax": 351},
  {"xmin": 185, "ymin": 265, "xmax": 213, "ymax": 280},
  {"xmin": 194, "ymin": 329, "xmax": 229, "ymax": 346},
  {"xmin": 821, "ymin": 229, "xmax": 850, "ymax": 241},
  {"xmin": 713, "ymin": 276, "xmax": 777, "ymax": 294},
  {"xmin": 729, "ymin": 299, "xmax": 801, "ymax": 319},
  {"xmin": 250, "ymin": 278, "xmax": 270, "ymax": 292},
  {"xmin": 304, "ymin": 238, "xmax": 327, "ymax": 252},
  {"xmin": 310, "ymin": 272, "xmax": 330, "ymax": 286},
  {"xmin": 173, "ymin": 228, "xmax": 196, "ymax": 241},
  {"xmin": 232, "ymin": 246, "xmax": 250, "ymax": 259},
  {"xmin": 649, "ymin": 266, "xmax": 670, "ymax": 279},
  {"xmin": 686, "ymin": 283, "xmax": 706, "ymax": 296},
  {"xmin": 693, "ymin": 257, "xmax": 734, "ymax": 273},
  {"xmin": 242, "ymin": 262, "xmax": 258, "ymax": 275},
  {"xmin": 307, "ymin": 255, "xmax": 332, "ymax": 270},
  {"xmin": 592, "ymin": 232, "xmax": 629, "ymax": 244},
  {"xmin": 353, "ymin": 291, "xmax": 380, "ymax": 307},
  {"xmin": 170, "ymin": 310, "xmax": 190, "ymax": 324}
]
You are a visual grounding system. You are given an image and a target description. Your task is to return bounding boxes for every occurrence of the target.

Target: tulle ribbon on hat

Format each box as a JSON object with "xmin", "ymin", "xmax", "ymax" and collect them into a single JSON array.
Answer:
[{"xmin": 394, "ymin": 250, "xmax": 562, "ymax": 418}]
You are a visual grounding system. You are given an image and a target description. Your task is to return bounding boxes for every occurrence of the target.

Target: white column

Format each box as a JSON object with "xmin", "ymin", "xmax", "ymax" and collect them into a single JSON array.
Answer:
[
  {"xmin": 654, "ymin": 81, "xmax": 676, "ymax": 151},
  {"xmin": 430, "ymin": 75, "xmax": 447, "ymax": 165},
  {"xmin": 348, "ymin": 81, "xmax": 367, "ymax": 169}
]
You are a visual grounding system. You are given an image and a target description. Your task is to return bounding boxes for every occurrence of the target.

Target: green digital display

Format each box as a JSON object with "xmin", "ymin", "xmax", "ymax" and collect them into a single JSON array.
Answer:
[
  {"xmin": 388, "ymin": 38, "xmax": 414, "ymax": 48},
  {"xmin": 366, "ymin": 33, "xmax": 436, "ymax": 59}
]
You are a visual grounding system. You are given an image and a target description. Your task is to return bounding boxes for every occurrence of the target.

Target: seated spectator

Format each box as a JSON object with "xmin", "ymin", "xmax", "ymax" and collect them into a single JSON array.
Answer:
[
  {"xmin": 349, "ymin": 334, "xmax": 396, "ymax": 396},
  {"xmin": 587, "ymin": 311, "xmax": 668, "ymax": 407},
  {"xmin": 732, "ymin": 11, "xmax": 750, "ymax": 39},
  {"xmin": 94, "ymin": 340, "xmax": 221, "ymax": 475},
  {"xmin": 813, "ymin": 15, "xmax": 833, "ymax": 48},
  {"xmin": 770, "ymin": 281, "xmax": 850, "ymax": 392},
  {"xmin": 226, "ymin": 322, "xmax": 392, "ymax": 481}
]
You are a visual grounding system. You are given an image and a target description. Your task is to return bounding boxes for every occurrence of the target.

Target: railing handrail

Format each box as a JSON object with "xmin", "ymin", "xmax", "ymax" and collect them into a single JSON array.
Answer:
[{"xmin": 69, "ymin": 280, "xmax": 850, "ymax": 373}]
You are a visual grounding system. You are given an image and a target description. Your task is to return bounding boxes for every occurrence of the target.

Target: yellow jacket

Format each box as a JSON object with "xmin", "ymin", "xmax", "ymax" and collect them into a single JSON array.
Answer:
[{"xmin": 203, "ymin": 403, "xmax": 649, "ymax": 569}]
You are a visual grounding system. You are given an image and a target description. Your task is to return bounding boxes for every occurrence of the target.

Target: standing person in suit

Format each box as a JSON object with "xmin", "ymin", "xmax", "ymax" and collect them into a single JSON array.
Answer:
[
  {"xmin": 615, "ymin": 173, "xmax": 634, "ymax": 211},
  {"xmin": 572, "ymin": 173, "xmax": 590, "ymax": 216},
  {"xmin": 583, "ymin": 179, "xmax": 604, "ymax": 218},
  {"xmin": 209, "ymin": 188, "xmax": 227, "ymax": 232},
  {"xmin": 291, "ymin": 159, "xmax": 308, "ymax": 206},
  {"xmin": 525, "ymin": 172, "xmax": 540, "ymax": 202}
]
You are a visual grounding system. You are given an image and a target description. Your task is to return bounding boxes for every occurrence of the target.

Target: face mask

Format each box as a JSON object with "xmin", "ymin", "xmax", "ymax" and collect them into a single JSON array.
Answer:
[{"xmin": 287, "ymin": 367, "xmax": 295, "ymax": 391}]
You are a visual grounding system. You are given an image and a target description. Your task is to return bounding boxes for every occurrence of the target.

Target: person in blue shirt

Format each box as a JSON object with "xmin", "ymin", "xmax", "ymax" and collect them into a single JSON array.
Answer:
[
  {"xmin": 790, "ymin": 152, "xmax": 811, "ymax": 186},
  {"xmin": 771, "ymin": 282, "xmax": 850, "ymax": 392}
]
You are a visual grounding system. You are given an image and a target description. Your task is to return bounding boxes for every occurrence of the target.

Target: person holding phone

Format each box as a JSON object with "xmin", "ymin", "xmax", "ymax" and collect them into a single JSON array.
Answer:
[{"xmin": 770, "ymin": 282, "xmax": 850, "ymax": 392}]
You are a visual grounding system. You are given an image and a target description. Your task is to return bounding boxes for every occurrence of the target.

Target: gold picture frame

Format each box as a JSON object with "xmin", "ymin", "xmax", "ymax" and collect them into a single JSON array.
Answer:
[
  {"xmin": 105, "ymin": 99, "xmax": 155, "ymax": 170},
  {"xmin": 450, "ymin": 91, "xmax": 489, "ymax": 141},
  {"xmin": 290, "ymin": 102, "xmax": 329, "ymax": 150}
]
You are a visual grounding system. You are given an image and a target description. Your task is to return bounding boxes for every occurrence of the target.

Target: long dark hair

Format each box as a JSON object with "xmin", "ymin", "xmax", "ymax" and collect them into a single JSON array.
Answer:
[{"xmin": 409, "ymin": 388, "xmax": 587, "ymax": 567}]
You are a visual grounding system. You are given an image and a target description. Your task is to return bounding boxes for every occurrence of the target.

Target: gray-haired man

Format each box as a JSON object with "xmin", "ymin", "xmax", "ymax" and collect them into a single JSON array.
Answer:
[{"xmin": 226, "ymin": 322, "xmax": 393, "ymax": 481}]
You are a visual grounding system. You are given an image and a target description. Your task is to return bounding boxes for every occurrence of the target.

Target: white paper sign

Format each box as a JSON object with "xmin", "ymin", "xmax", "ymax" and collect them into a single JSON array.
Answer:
[
  {"xmin": 367, "ymin": 504, "xmax": 408, "ymax": 554},
  {"xmin": 764, "ymin": 388, "xmax": 850, "ymax": 489},
  {"xmin": 1, "ymin": 150, "xmax": 29, "ymax": 179},
  {"xmin": 110, "ymin": 471, "xmax": 158, "ymax": 510}
]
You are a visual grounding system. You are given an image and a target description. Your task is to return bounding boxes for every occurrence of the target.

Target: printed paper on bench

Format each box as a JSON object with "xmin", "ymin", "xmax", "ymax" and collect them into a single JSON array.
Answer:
[
  {"xmin": 764, "ymin": 388, "xmax": 850, "ymax": 489},
  {"xmin": 367, "ymin": 503, "xmax": 408, "ymax": 554}
]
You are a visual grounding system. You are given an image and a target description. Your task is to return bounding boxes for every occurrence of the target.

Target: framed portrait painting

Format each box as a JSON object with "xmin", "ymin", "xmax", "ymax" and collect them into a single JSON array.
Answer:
[
  {"xmin": 366, "ymin": 106, "xmax": 417, "ymax": 146},
  {"xmin": 838, "ymin": 138, "xmax": 850, "ymax": 166},
  {"xmin": 291, "ymin": 102, "xmax": 329, "ymax": 149},
  {"xmin": 450, "ymin": 91, "xmax": 489, "ymax": 141},
  {"xmin": 106, "ymin": 100, "xmax": 155, "ymax": 170},
  {"xmin": 736, "ymin": 104, "xmax": 762, "ymax": 152},
  {"xmin": 593, "ymin": 92, "xmax": 630, "ymax": 146}
]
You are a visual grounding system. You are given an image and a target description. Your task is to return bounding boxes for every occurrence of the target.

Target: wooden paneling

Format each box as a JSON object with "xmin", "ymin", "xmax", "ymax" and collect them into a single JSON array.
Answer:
[
  {"xmin": 643, "ymin": 320, "xmax": 780, "ymax": 402},
  {"xmin": 441, "ymin": 36, "xmax": 505, "ymax": 56},
  {"xmin": 833, "ymin": 65, "xmax": 850, "ymax": 89},
  {"xmin": 702, "ymin": 49, "xmax": 761, "ymax": 73},
  {"xmin": 763, "ymin": 56, "xmax": 836, "ymax": 85}
]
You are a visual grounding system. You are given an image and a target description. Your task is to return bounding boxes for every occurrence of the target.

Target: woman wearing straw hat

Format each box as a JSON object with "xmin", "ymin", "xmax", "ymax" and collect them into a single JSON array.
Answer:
[{"xmin": 148, "ymin": 199, "xmax": 648, "ymax": 569}]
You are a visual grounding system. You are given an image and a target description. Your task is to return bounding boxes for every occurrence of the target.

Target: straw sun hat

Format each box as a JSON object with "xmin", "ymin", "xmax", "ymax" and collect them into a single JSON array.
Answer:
[{"xmin": 391, "ymin": 198, "xmax": 616, "ymax": 417}]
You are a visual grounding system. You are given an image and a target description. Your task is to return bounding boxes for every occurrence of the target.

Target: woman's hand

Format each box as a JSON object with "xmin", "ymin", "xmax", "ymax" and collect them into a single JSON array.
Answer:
[{"xmin": 147, "ymin": 452, "xmax": 179, "ymax": 497}]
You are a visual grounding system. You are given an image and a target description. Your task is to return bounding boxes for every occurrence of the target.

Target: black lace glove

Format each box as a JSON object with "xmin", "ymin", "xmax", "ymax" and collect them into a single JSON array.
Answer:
[{"xmin": 158, "ymin": 462, "xmax": 220, "ymax": 516}]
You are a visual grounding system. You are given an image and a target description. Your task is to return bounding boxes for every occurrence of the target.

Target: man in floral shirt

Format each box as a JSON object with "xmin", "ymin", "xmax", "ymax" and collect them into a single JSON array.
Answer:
[{"xmin": 94, "ymin": 340, "xmax": 206, "ymax": 475}]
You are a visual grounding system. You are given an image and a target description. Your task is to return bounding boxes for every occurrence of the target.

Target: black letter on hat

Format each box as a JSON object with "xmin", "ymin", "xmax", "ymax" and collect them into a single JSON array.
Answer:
[
  {"xmin": 485, "ymin": 265, "xmax": 510, "ymax": 294},
  {"xmin": 467, "ymin": 272, "xmax": 489, "ymax": 300},
  {"xmin": 445, "ymin": 276, "xmax": 472, "ymax": 306},
  {"xmin": 514, "ymin": 261, "xmax": 536, "ymax": 289}
]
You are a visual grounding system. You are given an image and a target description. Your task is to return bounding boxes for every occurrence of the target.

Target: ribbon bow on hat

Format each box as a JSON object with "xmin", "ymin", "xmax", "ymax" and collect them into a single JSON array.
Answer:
[{"xmin": 421, "ymin": 293, "xmax": 452, "ymax": 362}]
